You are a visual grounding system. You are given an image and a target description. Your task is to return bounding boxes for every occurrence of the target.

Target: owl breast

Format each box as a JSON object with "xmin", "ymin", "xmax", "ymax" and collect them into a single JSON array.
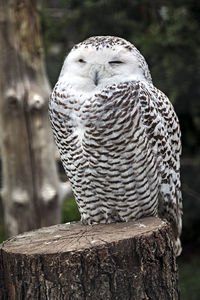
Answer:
[{"xmin": 49, "ymin": 80, "xmax": 163, "ymax": 225}]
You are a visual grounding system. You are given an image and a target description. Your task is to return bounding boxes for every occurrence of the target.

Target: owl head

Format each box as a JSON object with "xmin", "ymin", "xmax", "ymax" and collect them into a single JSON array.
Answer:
[{"xmin": 59, "ymin": 36, "xmax": 152, "ymax": 93}]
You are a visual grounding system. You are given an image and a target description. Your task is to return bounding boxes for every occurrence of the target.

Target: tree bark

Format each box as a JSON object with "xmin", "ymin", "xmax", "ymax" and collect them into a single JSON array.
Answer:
[
  {"xmin": 0, "ymin": 0, "xmax": 71, "ymax": 236},
  {"xmin": 0, "ymin": 217, "xmax": 179, "ymax": 300}
]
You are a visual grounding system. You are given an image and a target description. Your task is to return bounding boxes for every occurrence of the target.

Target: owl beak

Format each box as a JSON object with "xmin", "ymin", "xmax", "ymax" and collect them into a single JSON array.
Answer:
[{"xmin": 94, "ymin": 70, "xmax": 99, "ymax": 86}]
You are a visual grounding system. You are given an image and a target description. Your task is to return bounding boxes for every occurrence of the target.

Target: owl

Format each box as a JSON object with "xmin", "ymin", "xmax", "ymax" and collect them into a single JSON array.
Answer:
[{"xmin": 49, "ymin": 36, "xmax": 182, "ymax": 256}]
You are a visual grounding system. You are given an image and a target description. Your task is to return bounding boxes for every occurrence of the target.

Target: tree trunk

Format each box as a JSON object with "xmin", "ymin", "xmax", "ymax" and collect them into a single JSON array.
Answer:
[
  {"xmin": 0, "ymin": 217, "xmax": 179, "ymax": 300},
  {"xmin": 0, "ymin": 0, "xmax": 71, "ymax": 237}
]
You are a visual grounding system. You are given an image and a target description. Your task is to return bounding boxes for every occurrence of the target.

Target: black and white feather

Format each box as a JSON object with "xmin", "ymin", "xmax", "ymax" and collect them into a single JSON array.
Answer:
[{"xmin": 49, "ymin": 36, "xmax": 182, "ymax": 255}]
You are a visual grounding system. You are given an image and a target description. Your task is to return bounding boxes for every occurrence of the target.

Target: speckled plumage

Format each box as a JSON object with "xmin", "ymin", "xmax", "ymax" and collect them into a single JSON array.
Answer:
[{"xmin": 49, "ymin": 36, "xmax": 182, "ymax": 255}]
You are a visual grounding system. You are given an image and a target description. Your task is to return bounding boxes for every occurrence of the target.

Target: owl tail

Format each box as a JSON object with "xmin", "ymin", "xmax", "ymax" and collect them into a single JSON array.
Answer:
[{"xmin": 174, "ymin": 238, "xmax": 182, "ymax": 256}]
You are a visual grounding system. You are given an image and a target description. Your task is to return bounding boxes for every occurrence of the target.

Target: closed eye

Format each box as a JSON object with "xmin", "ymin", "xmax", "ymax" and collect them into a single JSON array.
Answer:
[
  {"xmin": 109, "ymin": 61, "xmax": 124, "ymax": 64},
  {"xmin": 78, "ymin": 58, "xmax": 86, "ymax": 63}
]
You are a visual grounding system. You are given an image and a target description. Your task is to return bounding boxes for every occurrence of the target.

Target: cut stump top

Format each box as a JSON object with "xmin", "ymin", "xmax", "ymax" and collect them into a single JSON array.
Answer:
[{"xmin": 2, "ymin": 217, "xmax": 167, "ymax": 255}]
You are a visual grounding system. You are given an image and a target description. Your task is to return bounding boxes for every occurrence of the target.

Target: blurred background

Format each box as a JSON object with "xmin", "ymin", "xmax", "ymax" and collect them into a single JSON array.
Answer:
[{"xmin": 0, "ymin": 0, "xmax": 200, "ymax": 299}]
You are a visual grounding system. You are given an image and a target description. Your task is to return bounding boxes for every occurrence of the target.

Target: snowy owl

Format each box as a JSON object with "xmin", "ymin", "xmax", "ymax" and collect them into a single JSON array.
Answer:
[{"xmin": 49, "ymin": 36, "xmax": 182, "ymax": 255}]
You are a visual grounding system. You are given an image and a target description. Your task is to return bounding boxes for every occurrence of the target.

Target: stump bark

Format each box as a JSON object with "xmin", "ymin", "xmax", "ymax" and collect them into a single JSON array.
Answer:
[{"xmin": 0, "ymin": 217, "xmax": 179, "ymax": 300}]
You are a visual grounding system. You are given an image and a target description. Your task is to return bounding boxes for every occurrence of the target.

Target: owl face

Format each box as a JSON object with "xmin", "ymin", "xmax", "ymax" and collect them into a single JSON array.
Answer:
[{"xmin": 59, "ymin": 36, "xmax": 150, "ymax": 93}]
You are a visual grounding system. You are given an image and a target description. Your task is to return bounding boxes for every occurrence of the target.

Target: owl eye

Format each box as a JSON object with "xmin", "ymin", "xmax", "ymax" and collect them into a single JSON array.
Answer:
[
  {"xmin": 78, "ymin": 58, "xmax": 86, "ymax": 63},
  {"xmin": 109, "ymin": 61, "xmax": 123, "ymax": 65}
]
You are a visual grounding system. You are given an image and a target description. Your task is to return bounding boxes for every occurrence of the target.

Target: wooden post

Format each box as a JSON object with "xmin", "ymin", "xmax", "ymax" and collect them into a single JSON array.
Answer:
[{"xmin": 0, "ymin": 217, "xmax": 179, "ymax": 300}]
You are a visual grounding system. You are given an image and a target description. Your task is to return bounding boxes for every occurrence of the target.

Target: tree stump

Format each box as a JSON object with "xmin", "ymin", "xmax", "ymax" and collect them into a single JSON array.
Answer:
[{"xmin": 0, "ymin": 217, "xmax": 179, "ymax": 300}]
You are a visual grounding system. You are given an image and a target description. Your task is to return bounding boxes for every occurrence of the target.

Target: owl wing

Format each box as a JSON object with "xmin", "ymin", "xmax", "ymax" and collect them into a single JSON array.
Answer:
[
  {"xmin": 137, "ymin": 82, "xmax": 182, "ymax": 253},
  {"xmin": 48, "ymin": 83, "xmax": 74, "ymax": 177},
  {"xmin": 49, "ymin": 87, "xmax": 65, "ymax": 154}
]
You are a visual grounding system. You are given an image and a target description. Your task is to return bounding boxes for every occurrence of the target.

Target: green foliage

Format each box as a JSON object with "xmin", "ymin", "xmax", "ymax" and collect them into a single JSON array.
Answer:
[
  {"xmin": 178, "ymin": 253, "xmax": 200, "ymax": 300},
  {"xmin": 0, "ymin": 201, "xmax": 6, "ymax": 243},
  {"xmin": 0, "ymin": 224, "xmax": 6, "ymax": 244},
  {"xmin": 181, "ymin": 162, "xmax": 200, "ymax": 245},
  {"xmin": 61, "ymin": 196, "xmax": 80, "ymax": 223}
]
